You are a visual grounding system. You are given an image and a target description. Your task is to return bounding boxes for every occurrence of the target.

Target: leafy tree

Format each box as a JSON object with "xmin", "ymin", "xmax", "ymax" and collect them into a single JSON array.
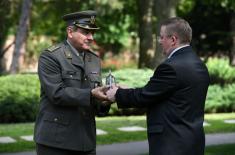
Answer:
[
  {"xmin": 0, "ymin": 0, "xmax": 26, "ymax": 74},
  {"xmin": 137, "ymin": 0, "xmax": 180, "ymax": 69},
  {"xmin": 231, "ymin": 12, "xmax": 235, "ymax": 66},
  {"xmin": 177, "ymin": 0, "xmax": 235, "ymax": 61},
  {"xmin": 10, "ymin": 0, "xmax": 32, "ymax": 74},
  {"xmin": 151, "ymin": 0, "xmax": 180, "ymax": 68},
  {"xmin": 95, "ymin": 0, "xmax": 138, "ymax": 54},
  {"xmin": 29, "ymin": 0, "xmax": 137, "ymax": 56},
  {"xmin": 137, "ymin": 0, "xmax": 154, "ymax": 68},
  {"xmin": 0, "ymin": 0, "xmax": 11, "ymax": 74}
]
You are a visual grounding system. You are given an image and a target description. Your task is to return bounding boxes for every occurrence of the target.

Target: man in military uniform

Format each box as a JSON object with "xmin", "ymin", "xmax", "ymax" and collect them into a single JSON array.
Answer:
[{"xmin": 34, "ymin": 10, "xmax": 110, "ymax": 155}]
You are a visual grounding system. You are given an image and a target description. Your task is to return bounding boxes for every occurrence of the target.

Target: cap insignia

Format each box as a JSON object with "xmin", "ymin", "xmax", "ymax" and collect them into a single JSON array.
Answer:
[{"xmin": 90, "ymin": 16, "xmax": 95, "ymax": 24}]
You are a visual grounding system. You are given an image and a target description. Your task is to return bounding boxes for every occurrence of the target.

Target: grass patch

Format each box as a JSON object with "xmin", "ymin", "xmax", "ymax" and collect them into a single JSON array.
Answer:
[
  {"xmin": 204, "ymin": 113, "xmax": 235, "ymax": 133},
  {"xmin": 0, "ymin": 123, "xmax": 34, "ymax": 137},
  {"xmin": 0, "ymin": 113, "xmax": 235, "ymax": 153},
  {"xmin": 96, "ymin": 116, "xmax": 147, "ymax": 144},
  {"xmin": 205, "ymin": 143, "xmax": 235, "ymax": 155},
  {"xmin": 0, "ymin": 141, "xmax": 35, "ymax": 153}
]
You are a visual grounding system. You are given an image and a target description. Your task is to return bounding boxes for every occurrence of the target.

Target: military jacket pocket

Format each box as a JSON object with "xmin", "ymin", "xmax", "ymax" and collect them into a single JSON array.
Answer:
[
  {"xmin": 89, "ymin": 74, "xmax": 102, "ymax": 88},
  {"xmin": 40, "ymin": 112, "xmax": 70, "ymax": 143},
  {"xmin": 43, "ymin": 112, "xmax": 70, "ymax": 125},
  {"xmin": 62, "ymin": 70, "xmax": 82, "ymax": 87}
]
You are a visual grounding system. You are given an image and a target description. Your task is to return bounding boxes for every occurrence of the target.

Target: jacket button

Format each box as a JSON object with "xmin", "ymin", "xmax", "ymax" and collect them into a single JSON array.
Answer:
[
  {"xmin": 70, "ymin": 75, "xmax": 73, "ymax": 78},
  {"xmin": 54, "ymin": 118, "xmax": 58, "ymax": 122}
]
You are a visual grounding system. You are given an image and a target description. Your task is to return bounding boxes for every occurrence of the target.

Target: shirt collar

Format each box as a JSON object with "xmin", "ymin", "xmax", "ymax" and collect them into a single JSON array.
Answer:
[
  {"xmin": 168, "ymin": 44, "xmax": 190, "ymax": 59},
  {"xmin": 66, "ymin": 40, "xmax": 84, "ymax": 57}
]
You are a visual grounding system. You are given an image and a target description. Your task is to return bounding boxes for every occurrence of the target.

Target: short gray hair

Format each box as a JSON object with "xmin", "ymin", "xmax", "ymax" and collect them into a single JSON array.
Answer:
[
  {"xmin": 67, "ymin": 25, "xmax": 78, "ymax": 32},
  {"xmin": 161, "ymin": 17, "xmax": 192, "ymax": 44}
]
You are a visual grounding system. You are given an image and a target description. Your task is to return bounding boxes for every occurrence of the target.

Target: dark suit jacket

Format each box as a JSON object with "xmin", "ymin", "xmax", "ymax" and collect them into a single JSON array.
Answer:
[
  {"xmin": 116, "ymin": 46, "xmax": 210, "ymax": 155},
  {"xmin": 34, "ymin": 41, "xmax": 110, "ymax": 151}
]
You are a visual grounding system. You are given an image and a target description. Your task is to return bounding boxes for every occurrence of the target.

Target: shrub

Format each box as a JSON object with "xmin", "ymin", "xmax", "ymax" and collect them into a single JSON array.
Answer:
[
  {"xmin": 205, "ymin": 84, "xmax": 235, "ymax": 113},
  {"xmin": 0, "ymin": 69, "xmax": 154, "ymax": 122},
  {"xmin": 104, "ymin": 68, "xmax": 153, "ymax": 115},
  {"xmin": 0, "ymin": 74, "xmax": 40, "ymax": 123},
  {"xmin": 206, "ymin": 57, "xmax": 235, "ymax": 85},
  {"xmin": 103, "ymin": 68, "xmax": 154, "ymax": 87},
  {"xmin": 1, "ymin": 67, "xmax": 235, "ymax": 123}
]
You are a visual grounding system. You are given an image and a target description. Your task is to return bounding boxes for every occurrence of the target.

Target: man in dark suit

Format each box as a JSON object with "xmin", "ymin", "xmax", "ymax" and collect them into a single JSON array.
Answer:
[
  {"xmin": 34, "ymin": 10, "xmax": 110, "ymax": 155},
  {"xmin": 106, "ymin": 17, "xmax": 210, "ymax": 155}
]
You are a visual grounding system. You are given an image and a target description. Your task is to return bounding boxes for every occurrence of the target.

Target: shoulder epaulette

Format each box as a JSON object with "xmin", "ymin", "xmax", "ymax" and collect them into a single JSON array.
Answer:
[
  {"xmin": 87, "ymin": 50, "xmax": 99, "ymax": 57},
  {"xmin": 46, "ymin": 44, "xmax": 61, "ymax": 52}
]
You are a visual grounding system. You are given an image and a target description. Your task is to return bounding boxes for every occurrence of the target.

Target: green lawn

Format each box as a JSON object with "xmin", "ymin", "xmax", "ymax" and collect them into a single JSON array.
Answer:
[
  {"xmin": 205, "ymin": 143, "xmax": 235, "ymax": 155},
  {"xmin": 0, "ymin": 113, "xmax": 234, "ymax": 153}
]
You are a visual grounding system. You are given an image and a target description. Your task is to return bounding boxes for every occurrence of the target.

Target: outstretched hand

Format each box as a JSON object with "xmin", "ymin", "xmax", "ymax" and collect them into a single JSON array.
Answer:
[
  {"xmin": 91, "ymin": 86, "xmax": 109, "ymax": 101},
  {"xmin": 106, "ymin": 84, "xmax": 119, "ymax": 102}
]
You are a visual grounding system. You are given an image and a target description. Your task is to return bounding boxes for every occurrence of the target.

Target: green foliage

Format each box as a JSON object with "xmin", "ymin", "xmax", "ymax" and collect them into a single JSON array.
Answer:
[
  {"xmin": 206, "ymin": 57, "xmax": 235, "ymax": 85},
  {"xmin": 1, "ymin": 67, "xmax": 235, "ymax": 123},
  {"xmin": 0, "ymin": 74, "xmax": 40, "ymax": 123},
  {"xmin": 111, "ymin": 68, "xmax": 154, "ymax": 87},
  {"xmin": 26, "ymin": 34, "xmax": 54, "ymax": 57},
  {"xmin": 29, "ymin": 0, "xmax": 138, "ymax": 54},
  {"xmin": 104, "ymin": 68, "xmax": 149, "ymax": 115},
  {"xmin": 177, "ymin": 0, "xmax": 233, "ymax": 55},
  {"xmin": 205, "ymin": 144, "xmax": 235, "ymax": 155},
  {"xmin": 0, "ymin": 0, "xmax": 19, "ymax": 51},
  {"xmin": 3, "ymin": 0, "xmax": 235, "ymax": 61},
  {"xmin": 95, "ymin": 0, "xmax": 138, "ymax": 53},
  {"xmin": 177, "ymin": 0, "xmax": 195, "ymax": 13},
  {"xmin": 31, "ymin": 0, "xmax": 88, "ymax": 40},
  {"xmin": 205, "ymin": 84, "xmax": 235, "ymax": 113},
  {"xmin": 103, "ymin": 68, "xmax": 153, "ymax": 116}
]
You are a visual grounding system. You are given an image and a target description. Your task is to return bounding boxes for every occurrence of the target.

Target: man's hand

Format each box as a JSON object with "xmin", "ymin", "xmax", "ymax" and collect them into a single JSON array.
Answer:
[
  {"xmin": 106, "ymin": 84, "xmax": 119, "ymax": 102},
  {"xmin": 116, "ymin": 84, "xmax": 129, "ymax": 89},
  {"xmin": 91, "ymin": 86, "xmax": 109, "ymax": 101}
]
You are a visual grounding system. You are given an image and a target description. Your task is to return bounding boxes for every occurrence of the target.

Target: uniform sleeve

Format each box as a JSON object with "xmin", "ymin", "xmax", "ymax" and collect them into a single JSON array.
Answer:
[
  {"xmin": 38, "ymin": 52, "xmax": 91, "ymax": 107},
  {"xmin": 116, "ymin": 63, "xmax": 178, "ymax": 108},
  {"xmin": 92, "ymin": 62, "xmax": 111, "ymax": 116}
]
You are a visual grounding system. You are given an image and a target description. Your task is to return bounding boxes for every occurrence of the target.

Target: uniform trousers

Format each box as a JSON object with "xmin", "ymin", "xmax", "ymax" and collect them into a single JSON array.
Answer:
[{"xmin": 36, "ymin": 143, "xmax": 96, "ymax": 155}]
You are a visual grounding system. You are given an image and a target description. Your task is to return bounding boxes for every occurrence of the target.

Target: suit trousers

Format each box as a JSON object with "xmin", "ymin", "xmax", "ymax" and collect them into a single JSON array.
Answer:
[{"xmin": 36, "ymin": 143, "xmax": 96, "ymax": 155}]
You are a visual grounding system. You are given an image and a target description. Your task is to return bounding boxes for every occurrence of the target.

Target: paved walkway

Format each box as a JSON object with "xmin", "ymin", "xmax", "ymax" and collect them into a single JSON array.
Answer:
[{"xmin": 0, "ymin": 132, "xmax": 235, "ymax": 155}]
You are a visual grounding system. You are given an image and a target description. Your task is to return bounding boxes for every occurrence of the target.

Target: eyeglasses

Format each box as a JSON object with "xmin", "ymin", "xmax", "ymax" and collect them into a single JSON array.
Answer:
[
  {"xmin": 77, "ymin": 28, "xmax": 95, "ymax": 36},
  {"xmin": 68, "ymin": 26, "xmax": 95, "ymax": 36},
  {"xmin": 156, "ymin": 36, "xmax": 163, "ymax": 42},
  {"xmin": 157, "ymin": 35, "xmax": 174, "ymax": 42}
]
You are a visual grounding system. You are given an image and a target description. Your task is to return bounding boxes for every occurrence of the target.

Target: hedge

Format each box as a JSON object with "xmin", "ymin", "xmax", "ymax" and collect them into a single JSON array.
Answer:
[
  {"xmin": 0, "ymin": 58, "xmax": 235, "ymax": 122},
  {"xmin": 206, "ymin": 57, "xmax": 235, "ymax": 85},
  {"xmin": 0, "ymin": 74, "xmax": 40, "ymax": 123},
  {"xmin": 0, "ymin": 69, "xmax": 153, "ymax": 123},
  {"xmin": 205, "ymin": 84, "xmax": 235, "ymax": 113}
]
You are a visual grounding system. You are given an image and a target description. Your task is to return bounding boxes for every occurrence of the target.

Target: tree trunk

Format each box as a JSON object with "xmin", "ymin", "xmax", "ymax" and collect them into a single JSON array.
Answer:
[
  {"xmin": 0, "ymin": 0, "xmax": 10, "ymax": 74},
  {"xmin": 137, "ymin": 0, "xmax": 154, "ymax": 69},
  {"xmin": 230, "ymin": 12, "xmax": 235, "ymax": 66},
  {"xmin": 9, "ymin": 0, "xmax": 32, "ymax": 74},
  {"xmin": 152, "ymin": 0, "xmax": 180, "ymax": 68}
]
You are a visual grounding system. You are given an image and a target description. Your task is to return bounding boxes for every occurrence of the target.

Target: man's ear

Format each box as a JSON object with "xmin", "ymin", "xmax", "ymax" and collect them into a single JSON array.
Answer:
[
  {"xmin": 172, "ymin": 35, "xmax": 177, "ymax": 42},
  {"xmin": 171, "ymin": 35, "xmax": 178, "ymax": 46},
  {"xmin": 67, "ymin": 27, "xmax": 73, "ymax": 38}
]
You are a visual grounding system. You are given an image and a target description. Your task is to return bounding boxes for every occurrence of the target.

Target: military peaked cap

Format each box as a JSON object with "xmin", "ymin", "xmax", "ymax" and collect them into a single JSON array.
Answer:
[{"xmin": 62, "ymin": 10, "xmax": 99, "ymax": 30}]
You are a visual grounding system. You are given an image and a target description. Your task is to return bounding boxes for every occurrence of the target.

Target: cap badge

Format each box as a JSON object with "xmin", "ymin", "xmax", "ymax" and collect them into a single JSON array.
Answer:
[{"xmin": 90, "ymin": 16, "xmax": 95, "ymax": 24}]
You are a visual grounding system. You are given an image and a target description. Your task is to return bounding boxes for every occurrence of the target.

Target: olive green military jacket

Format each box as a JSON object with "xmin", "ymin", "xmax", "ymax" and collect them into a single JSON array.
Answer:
[{"xmin": 34, "ymin": 41, "xmax": 110, "ymax": 151}]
